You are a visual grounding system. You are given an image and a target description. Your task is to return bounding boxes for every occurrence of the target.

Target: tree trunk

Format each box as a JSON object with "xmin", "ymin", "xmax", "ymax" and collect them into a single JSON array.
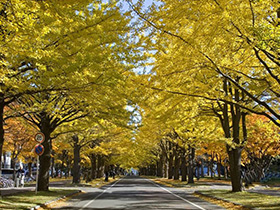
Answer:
[
  {"xmin": 181, "ymin": 152, "xmax": 187, "ymax": 181},
  {"xmin": 188, "ymin": 147, "xmax": 195, "ymax": 184},
  {"xmin": 217, "ymin": 155, "xmax": 221, "ymax": 180},
  {"xmin": 210, "ymin": 155, "xmax": 214, "ymax": 178},
  {"xmin": 173, "ymin": 148, "xmax": 180, "ymax": 180},
  {"xmin": 157, "ymin": 154, "xmax": 164, "ymax": 177},
  {"xmin": 160, "ymin": 145, "xmax": 168, "ymax": 178},
  {"xmin": 28, "ymin": 161, "xmax": 32, "ymax": 178},
  {"xmin": 38, "ymin": 125, "xmax": 52, "ymax": 191},
  {"xmin": 168, "ymin": 152, "xmax": 174, "ymax": 179},
  {"xmin": 90, "ymin": 154, "xmax": 97, "ymax": 179},
  {"xmin": 72, "ymin": 135, "xmax": 81, "ymax": 184},
  {"xmin": 220, "ymin": 79, "xmax": 244, "ymax": 192},
  {"xmin": 97, "ymin": 155, "xmax": 104, "ymax": 178},
  {"xmin": 150, "ymin": 164, "xmax": 156, "ymax": 176},
  {"xmin": 228, "ymin": 146, "xmax": 243, "ymax": 192}
]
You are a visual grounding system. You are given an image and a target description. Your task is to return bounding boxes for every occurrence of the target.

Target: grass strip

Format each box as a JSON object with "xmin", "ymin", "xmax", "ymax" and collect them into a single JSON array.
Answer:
[
  {"xmin": 194, "ymin": 191, "xmax": 250, "ymax": 210},
  {"xmin": 197, "ymin": 190, "xmax": 280, "ymax": 210},
  {"xmin": 0, "ymin": 189, "xmax": 78, "ymax": 210}
]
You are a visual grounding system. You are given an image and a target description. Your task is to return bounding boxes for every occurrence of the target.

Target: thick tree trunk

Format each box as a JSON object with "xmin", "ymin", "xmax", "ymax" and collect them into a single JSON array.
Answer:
[
  {"xmin": 217, "ymin": 155, "xmax": 221, "ymax": 180},
  {"xmin": 28, "ymin": 161, "xmax": 32, "ymax": 178},
  {"xmin": 160, "ymin": 145, "xmax": 168, "ymax": 178},
  {"xmin": 97, "ymin": 155, "xmax": 104, "ymax": 178},
  {"xmin": 38, "ymin": 127, "xmax": 52, "ymax": 191},
  {"xmin": 228, "ymin": 146, "xmax": 243, "ymax": 192},
  {"xmin": 150, "ymin": 164, "xmax": 156, "ymax": 176},
  {"xmin": 181, "ymin": 152, "xmax": 187, "ymax": 182},
  {"xmin": 173, "ymin": 148, "xmax": 180, "ymax": 180},
  {"xmin": 90, "ymin": 154, "xmax": 97, "ymax": 179},
  {"xmin": 104, "ymin": 165, "xmax": 109, "ymax": 181},
  {"xmin": 157, "ymin": 154, "xmax": 164, "ymax": 177},
  {"xmin": 164, "ymin": 162, "xmax": 168, "ymax": 178},
  {"xmin": 72, "ymin": 135, "xmax": 81, "ymax": 184},
  {"xmin": 168, "ymin": 152, "xmax": 174, "ymax": 179},
  {"xmin": 210, "ymin": 156, "xmax": 214, "ymax": 178},
  {"xmin": 220, "ymin": 79, "xmax": 244, "ymax": 192},
  {"xmin": 188, "ymin": 147, "xmax": 195, "ymax": 184},
  {"xmin": 167, "ymin": 141, "xmax": 174, "ymax": 179},
  {"xmin": 11, "ymin": 158, "xmax": 16, "ymax": 181}
]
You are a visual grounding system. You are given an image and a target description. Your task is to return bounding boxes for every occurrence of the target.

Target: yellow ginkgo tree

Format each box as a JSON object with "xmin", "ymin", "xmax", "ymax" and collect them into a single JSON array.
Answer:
[{"xmin": 1, "ymin": 0, "xmax": 135, "ymax": 191}]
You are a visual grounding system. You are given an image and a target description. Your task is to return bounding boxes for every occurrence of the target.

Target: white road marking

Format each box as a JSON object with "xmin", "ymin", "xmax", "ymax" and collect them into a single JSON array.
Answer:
[
  {"xmin": 79, "ymin": 177, "xmax": 123, "ymax": 210},
  {"xmin": 145, "ymin": 178, "xmax": 206, "ymax": 210}
]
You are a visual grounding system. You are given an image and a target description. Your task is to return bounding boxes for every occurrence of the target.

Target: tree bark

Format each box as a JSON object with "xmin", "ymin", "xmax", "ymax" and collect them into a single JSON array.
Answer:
[
  {"xmin": 90, "ymin": 154, "xmax": 97, "ymax": 179},
  {"xmin": 227, "ymin": 146, "xmax": 243, "ymax": 192},
  {"xmin": 210, "ymin": 155, "xmax": 214, "ymax": 178},
  {"xmin": 188, "ymin": 147, "xmax": 195, "ymax": 184},
  {"xmin": 181, "ymin": 150, "xmax": 187, "ymax": 181},
  {"xmin": 168, "ymin": 142, "xmax": 174, "ymax": 179},
  {"xmin": 228, "ymin": 85, "xmax": 243, "ymax": 192},
  {"xmin": 217, "ymin": 155, "xmax": 221, "ymax": 180},
  {"xmin": 173, "ymin": 147, "xmax": 180, "ymax": 180},
  {"xmin": 156, "ymin": 159, "xmax": 162, "ymax": 177},
  {"xmin": 215, "ymin": 79, "xmax": 244, "ymax": 192},
  {"xmin": 38, "ymin": 118, "xmax": 52, "ymax": 191},
  {"xmin": 72, "ymin": 135, "xmax": 81, "ymax": 184},
  {"xmin": 97, "ymin": 155, "xmax": 104, "ymax": 178}
]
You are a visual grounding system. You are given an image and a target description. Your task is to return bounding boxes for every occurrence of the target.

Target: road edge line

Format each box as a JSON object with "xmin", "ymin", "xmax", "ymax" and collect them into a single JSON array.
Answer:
[{"xmin": 80, "ymin": 177, "xmax": 124, "ymax": 210}]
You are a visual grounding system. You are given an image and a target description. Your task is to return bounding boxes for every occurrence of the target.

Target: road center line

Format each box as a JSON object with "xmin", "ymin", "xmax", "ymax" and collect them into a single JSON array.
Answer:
[
  {"xmin": 145, "ymin": 178, "xmax": 206, "ymax": 210},
  {"xmin": 80, "ymin": 177, "xmax": 123, "ymax": 210}
]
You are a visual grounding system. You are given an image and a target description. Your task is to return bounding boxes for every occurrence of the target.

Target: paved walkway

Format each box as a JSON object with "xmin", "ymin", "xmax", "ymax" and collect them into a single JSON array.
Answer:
[
  {"xmin": 0, "ymin": 179, "xmax": 73, "ymax": 196},
  {"xmin": 0, "ymin": 186, "xmax": 34, "ymax": 196}
]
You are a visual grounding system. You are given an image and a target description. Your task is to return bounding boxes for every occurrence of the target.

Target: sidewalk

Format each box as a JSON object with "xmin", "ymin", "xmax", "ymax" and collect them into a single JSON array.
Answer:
[
  {"xmin": 0, "ymin": 186, "xmax": 34, "ymax": 196},
  {"xmin": 0, "ymin": 179, "xmax": 72, "ymax": 196}
]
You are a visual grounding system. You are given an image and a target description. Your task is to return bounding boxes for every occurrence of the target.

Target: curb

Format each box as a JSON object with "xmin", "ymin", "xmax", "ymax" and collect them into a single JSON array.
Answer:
[
  {"xmin": 30, "ymin": 190, "xmax": 82, "ymax": 210},
  {"xmin": 194, "ymin": 191, "xmax": 259, "ymax": 210}
]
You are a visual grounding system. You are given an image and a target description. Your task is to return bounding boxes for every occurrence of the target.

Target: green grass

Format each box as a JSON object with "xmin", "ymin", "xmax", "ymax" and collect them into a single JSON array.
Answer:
[
  {"xmin": 0, "ymin": 189, "xmax": 78, "ymax": 210},
  {"xmin": 198, "ymin": 190, "xmax": 280, "ymax": 210}
]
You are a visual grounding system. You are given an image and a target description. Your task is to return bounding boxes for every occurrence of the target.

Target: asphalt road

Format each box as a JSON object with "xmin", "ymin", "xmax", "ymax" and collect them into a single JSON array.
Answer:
[{"xmin": 53, "ymin": 176, "xmax": 225, "ymax": 210}]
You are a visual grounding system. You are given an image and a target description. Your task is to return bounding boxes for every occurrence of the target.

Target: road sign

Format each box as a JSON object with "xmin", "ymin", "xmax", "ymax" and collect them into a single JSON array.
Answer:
[
  {"xmin": 35, "ymin": 132, "xmax": 45, "ymax": 143},
  {"xmin": 34, "ymin": 144, "xmax": 44, "ymax": 156}
]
